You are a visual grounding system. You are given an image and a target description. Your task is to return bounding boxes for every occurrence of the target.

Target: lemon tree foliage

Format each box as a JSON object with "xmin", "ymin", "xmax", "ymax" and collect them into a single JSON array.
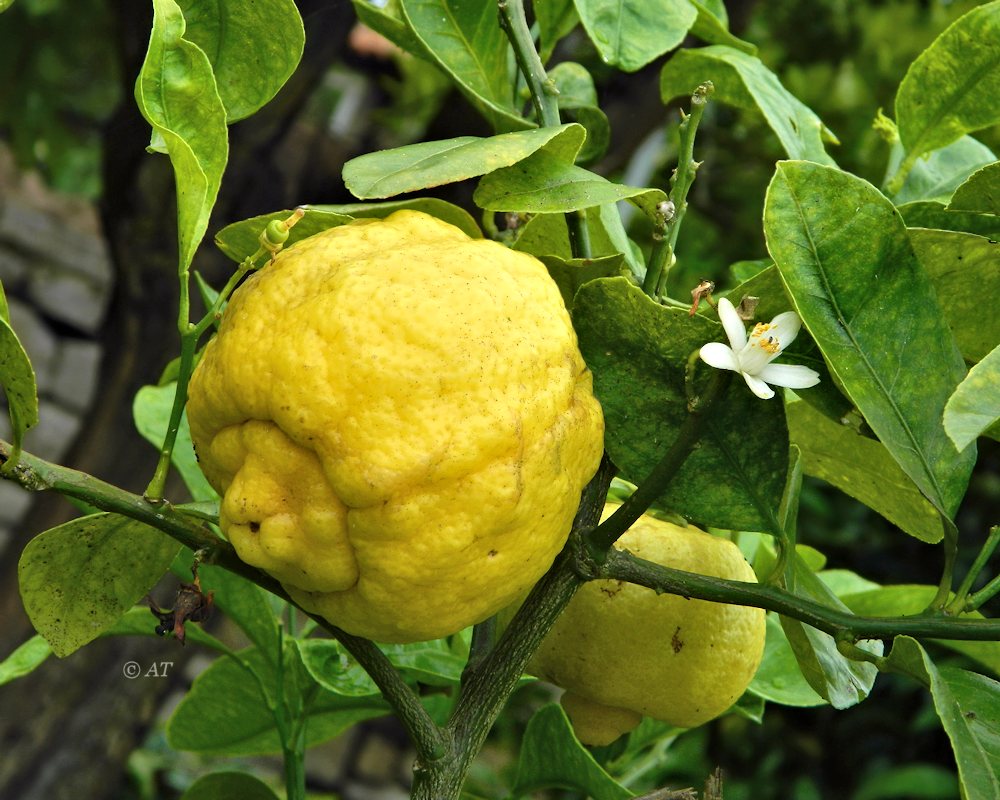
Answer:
[{"xmin": 1, "ymin": 2, "xmax": 1000, "ymax": 800}]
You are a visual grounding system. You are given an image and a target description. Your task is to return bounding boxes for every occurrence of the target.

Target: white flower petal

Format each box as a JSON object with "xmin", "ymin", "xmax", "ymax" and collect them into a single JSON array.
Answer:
[
  {"xmin": 716, "ymin": 297, "xmax": 747, "ymax": 352},
  {"xmin": 768, "ymin": 311, "xmax": 802, "ymax": 351},
  {"xmin": 759, "ymin": 362, "xmax": 821, "ymax": 389},
  {"xmin": 700, "ymin": 342, "xmax": 740, "ymax": 371},
  {"xmin": 742, "ymin": 372, "xmax": 775, "ymax": 399},
  {"xmin": 738, "ymin": 336, "xmax": 774, "ymax": 375}
]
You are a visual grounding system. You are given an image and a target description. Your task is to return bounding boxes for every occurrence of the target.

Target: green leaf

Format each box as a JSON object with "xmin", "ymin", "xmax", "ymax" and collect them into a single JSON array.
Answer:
[
  {"xmin": 0, "ymin": 280, "xmax": 8, "ymax": 322},
  {"xmin": 476, "ymin": 149, "xmax": 666, "ymax": 216},
  {"xmin": 779, "ymin": 555, "xmax": 881, "ymax": 709},
  {"xmin": 895, "ymin": 1, "xmax": 1000, "ymax": 161},
  {"xmin": 312, "ymin": 199, "xmax": 482, "ymax": 238},
  {"xmin": 511, "ymin": 704, "xmax": 633, "ymax": 800},
  {"xmin": 350, "ymin": 0, "xmax": 428, "ymax": 59},
  {"xmin": 538, "ymin": 253, "xmax": 626, "ymax": 309},
  {"xmin": 548, "ymin": 62, "xmax": 610, "ymax": 163},
  {"xmin": 536, "ymin": 0, "xmax": 579, "ymax": 63},
  {"xmin": 889, "ymin": 136, "xmax": 996, "ymax": 205},
  {"xmin": 574, "ymin": 0, "xmax": 697, "ymax": 73},
  {"xmin": 786, "ymin": 397, "xmax": 943, "ymax": 543},
  {"xmin": 885, "ymin": 637, "xmax": 1000, "ymax": 800},
  {"xmin": 135, "ymin": 0, "xmax": 229, "ymax": 275},
  {"xmin": 380, "ymin": 640, "xmax": 468, "ymax": 686},
  {"xmin": 18, "ymin": 513, "xmax": 181, "ymax": 657},
  {"xmin": 133, "ymin": 383, "xmax": 217, "ymax": 503},
  {"xmin": 899, "ymin": 201, "xmax": 1000, "ymax": 239},
  {"xmin": 195, "ymin": 563, "xmax": 281, "ymax": 659},
  {"xmin": 573, "ymin": 277, "xmax": 788, "ymax": 533},
  {"xmin": 296, "ymin": 640, "xmax": 380, "ymax": 696},
  {"xmin": 214, "ymin": 209, "xmax": 353, "ymax": 263},
  {"xmin": 852, "ymin": 764, "xmax": 959, "ymax": 800},
  {"xmin": 0, "ymin": 635, "xmax": 52, "ymax": 687},
  {"xmin": 399, "ymin": 0, "xmax": 530, "ymax": 132},
  {"xmin": 950, "ymin": 161, "xmax": 1000, "ymax": 215},
  {"xmin": 660, "ymin": 46, "xmax": 836, "ymax": 165},
  {"xmin": 180, "ymin": 771, "xmax": 279, "ymax": 800},
  {"xmin": 908, "ymin": 228, "xmax": 1000, "ymax": 364},
  {"xmin": 343, "ymin": 123, "xmax": 585, "ymax": 199},
  {"xmin": 167, "ymin": 646, "xmax": 388, "ymax": 755},
  {"xmin": 689, "ymin": 0, "xmax": 757, "ymax": 55},
  {"xmin": 764, "ymin": 161, "xmax": 975, "ymax": 520},
  {"xmin": 0, "ymin": 315, "xmax": 39, "ymax": 452},
  {"xmin": 845, "ymin": 585, "xmax": 1000, "ymax": 679},
  {"xmin": 945, "ymin": 346, "xmax": 1000, "ymax": 451},
  {"xmin": 175, "ymin": 0, "xmax": 304, "ymax": 123},
  {"xmin": 749, "ymin": 614, "xmax": 826, "ymax": 707}
]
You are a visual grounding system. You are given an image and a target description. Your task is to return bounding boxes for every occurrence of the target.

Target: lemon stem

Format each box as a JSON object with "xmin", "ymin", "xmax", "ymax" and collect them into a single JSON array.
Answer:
[
  {"xmin": 498, "ymin": 0, "xmax": 592, "ymax": 259},
  {"xmin": 950, "ymin": 525, "xmax": 1000, "ymax": 613},
  {"xmin": 587, "ymin": 368, "xmax": 731, "ymax": 555},
  {"xmin": 642, "ymin": 82, "xmax": 713, "ymax": 300}
]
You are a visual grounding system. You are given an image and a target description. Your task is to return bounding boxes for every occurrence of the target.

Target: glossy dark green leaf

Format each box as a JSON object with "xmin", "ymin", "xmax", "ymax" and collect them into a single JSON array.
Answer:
[
  {"xmin": 180, "ymin": 771, "xmax": 279, "ymax": 800},
  {"xmin": 573, "ymin": 277, "xmax": 787, "ymax": 532},
  {"xmin": 0, "ymin": 635, "xmax": 51, "ymax": 687},
  {"xmin": 779, "ymin": 555, "xmax": 881, "ymax": 709},
  {"xmin": 845, "ymin": 585, "xmax": 1000, "ymax": 679},
  {"xmin": 749, "ymin": 614, "xmax": 825, "ymax": 707},
  {"xmin": 343, "ymin": 123, "xmax": 585, "ymax": 199},
  {"xmin": 0, "ymin": 315, "xmax": 38, "ymax": 452},
  {"xmin": 889, "ymin": 136, "xmax": 996, "ymax": 205},
  {"xmin": 536, "ymin": 0, "xmax": 579, "ymax": 63},
  {"xmin": 214, "ymin": 208, "xmax": 353, "ymax": 263},
  {"xmin": 538, "ymin": 253, "xmax": 625, "ymax": 309},
  {"xmin": 908, "ymin": 228, "xmax": 1000, "ymax": 364},
  {"xmin": 899, "ymin": 201, "xmax": 1000, "ymax": 238},
  {"xmin": 885, "ymin": 637, "xmax": 1000, "ymax": 800},
  {"xmin": 895, "ymin": 2, "xmax": 1000, "ymax": 161},
  {"xmin": 574, "ymin": 0, "xmax": 697, "ymax": 72},
  {"xmin": 312, "ymin": 199, "xmax": 481, "ymax": 238},
  {"xmin": 176, "ymin": 0, "xmax": 304, "ymax": 123},
  {"xmin": 689, "ymin": 0, "xmax": 756, "ymax": 55},
  {"xmin": 135, "ymin": 0, "xmax": 228, "ymax": 275},
  {"xmin": 18, "ymin": 513, "xmax": 181, "ymax": 657},
  {"xmin": 786, "ymin": 398, "xmax": 943, "ymax": 543},
  {"xmin": 380, "ymin": 640, "xmax": 468, "ymax": 686},
  {"xmin": 764, "ymin": 161, "xmax": 975, "ymax": 520},
  {"xmin": 133, "ymin": 383, "xmax": 217, "ymax": 503},
  {"xmin": 950, "ymin": 162, "xmax": 1000, "ymax": 215},
  {"xmin": 661, "ymin": 46, "xmax": 836, "ymax": 165},
  {"xmin": 945, "ymin": 346, "xmax": 1000, "ymax": 450},
  {"xmin": 167, "ymin": 647, "xmax": 388, "ymax": 755},
  {"xmin": 400, "ymin": 0, "xmax": 529, "ymax": 132},
  {"xmin": 476, "ymin": 149, "xmax": 667, "ymax": 216},
  {"xmin": 511, "ymin": 704, "xmax": 632, "ymax": 800}
]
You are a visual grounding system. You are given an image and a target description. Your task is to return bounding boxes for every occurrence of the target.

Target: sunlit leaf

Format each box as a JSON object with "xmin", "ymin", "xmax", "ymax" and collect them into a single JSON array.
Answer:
[
  {"xmin": 661, "ymin": 46, "xmax": 836, "ymax": 165},
  {"xmin": 400, "ymin": 0, "xmax": 530, "ymax": 132},
  {"xmin": 18, "ymin": 514, "xmax": 180, "ymax": 657},
  {"xmin": 895, "ymin": 2, "xmax": 1000, "ymax": 160},
  {"xmin": 949, "ymin": 161, "xmax": 1000, "ymax": 215},
  {"xmin": 764, "ymin": 161, "xmax": 974, "ymax": 521},
  {"xmin": 889, "ymin": 137, "xmax": 996, "ymax": 205},
  {"xmin": 511, "ymin": 704, "xmax": 632, "ymax": 799},
  {"xmin": 135, "ymin": 0, "xmax": 228, "ymax": 275},
  {"xmin": 944, "ymin": 345, "xmax": 1000, "ymax": 451},
  {"xmin": 689, "ymin": 0, "xmax": 756, "ymax": 54},
  {"xmin": 0, "ymin": 315, "xmax": 38, "ymax": 452},
  {"xmin": 343, "ymin": 124, "xmax": 585, "ymax": 199},
  {"xmin": 0, "ymin": 635, "xmax": 51, "ymax": 687},
  {"xmin": 176, "ymin": 0, "xmax": 304, "ymax": 122},
  {"xmin": 574, "ymin": 0, "xmax": 697, "ymax": 72},
  {"xmin": 908, "ymin": 228, "xmax": 1000, "ymax": 364}
]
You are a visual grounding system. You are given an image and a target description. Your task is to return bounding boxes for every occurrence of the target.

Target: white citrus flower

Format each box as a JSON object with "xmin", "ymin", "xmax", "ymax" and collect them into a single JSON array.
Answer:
[{"xmin": 699, "ymin": 298, "xmax": 821, "ymax": 400}]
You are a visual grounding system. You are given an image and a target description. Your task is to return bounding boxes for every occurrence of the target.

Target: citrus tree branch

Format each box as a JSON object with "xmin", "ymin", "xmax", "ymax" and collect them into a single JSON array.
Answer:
[
  {"xmin": 0, "ymin": 438, "xmax": 446, "ymax": 765},
  {"xmin": 601, "ymin": 548, "xmax": 1000, "ymax": 642}
]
